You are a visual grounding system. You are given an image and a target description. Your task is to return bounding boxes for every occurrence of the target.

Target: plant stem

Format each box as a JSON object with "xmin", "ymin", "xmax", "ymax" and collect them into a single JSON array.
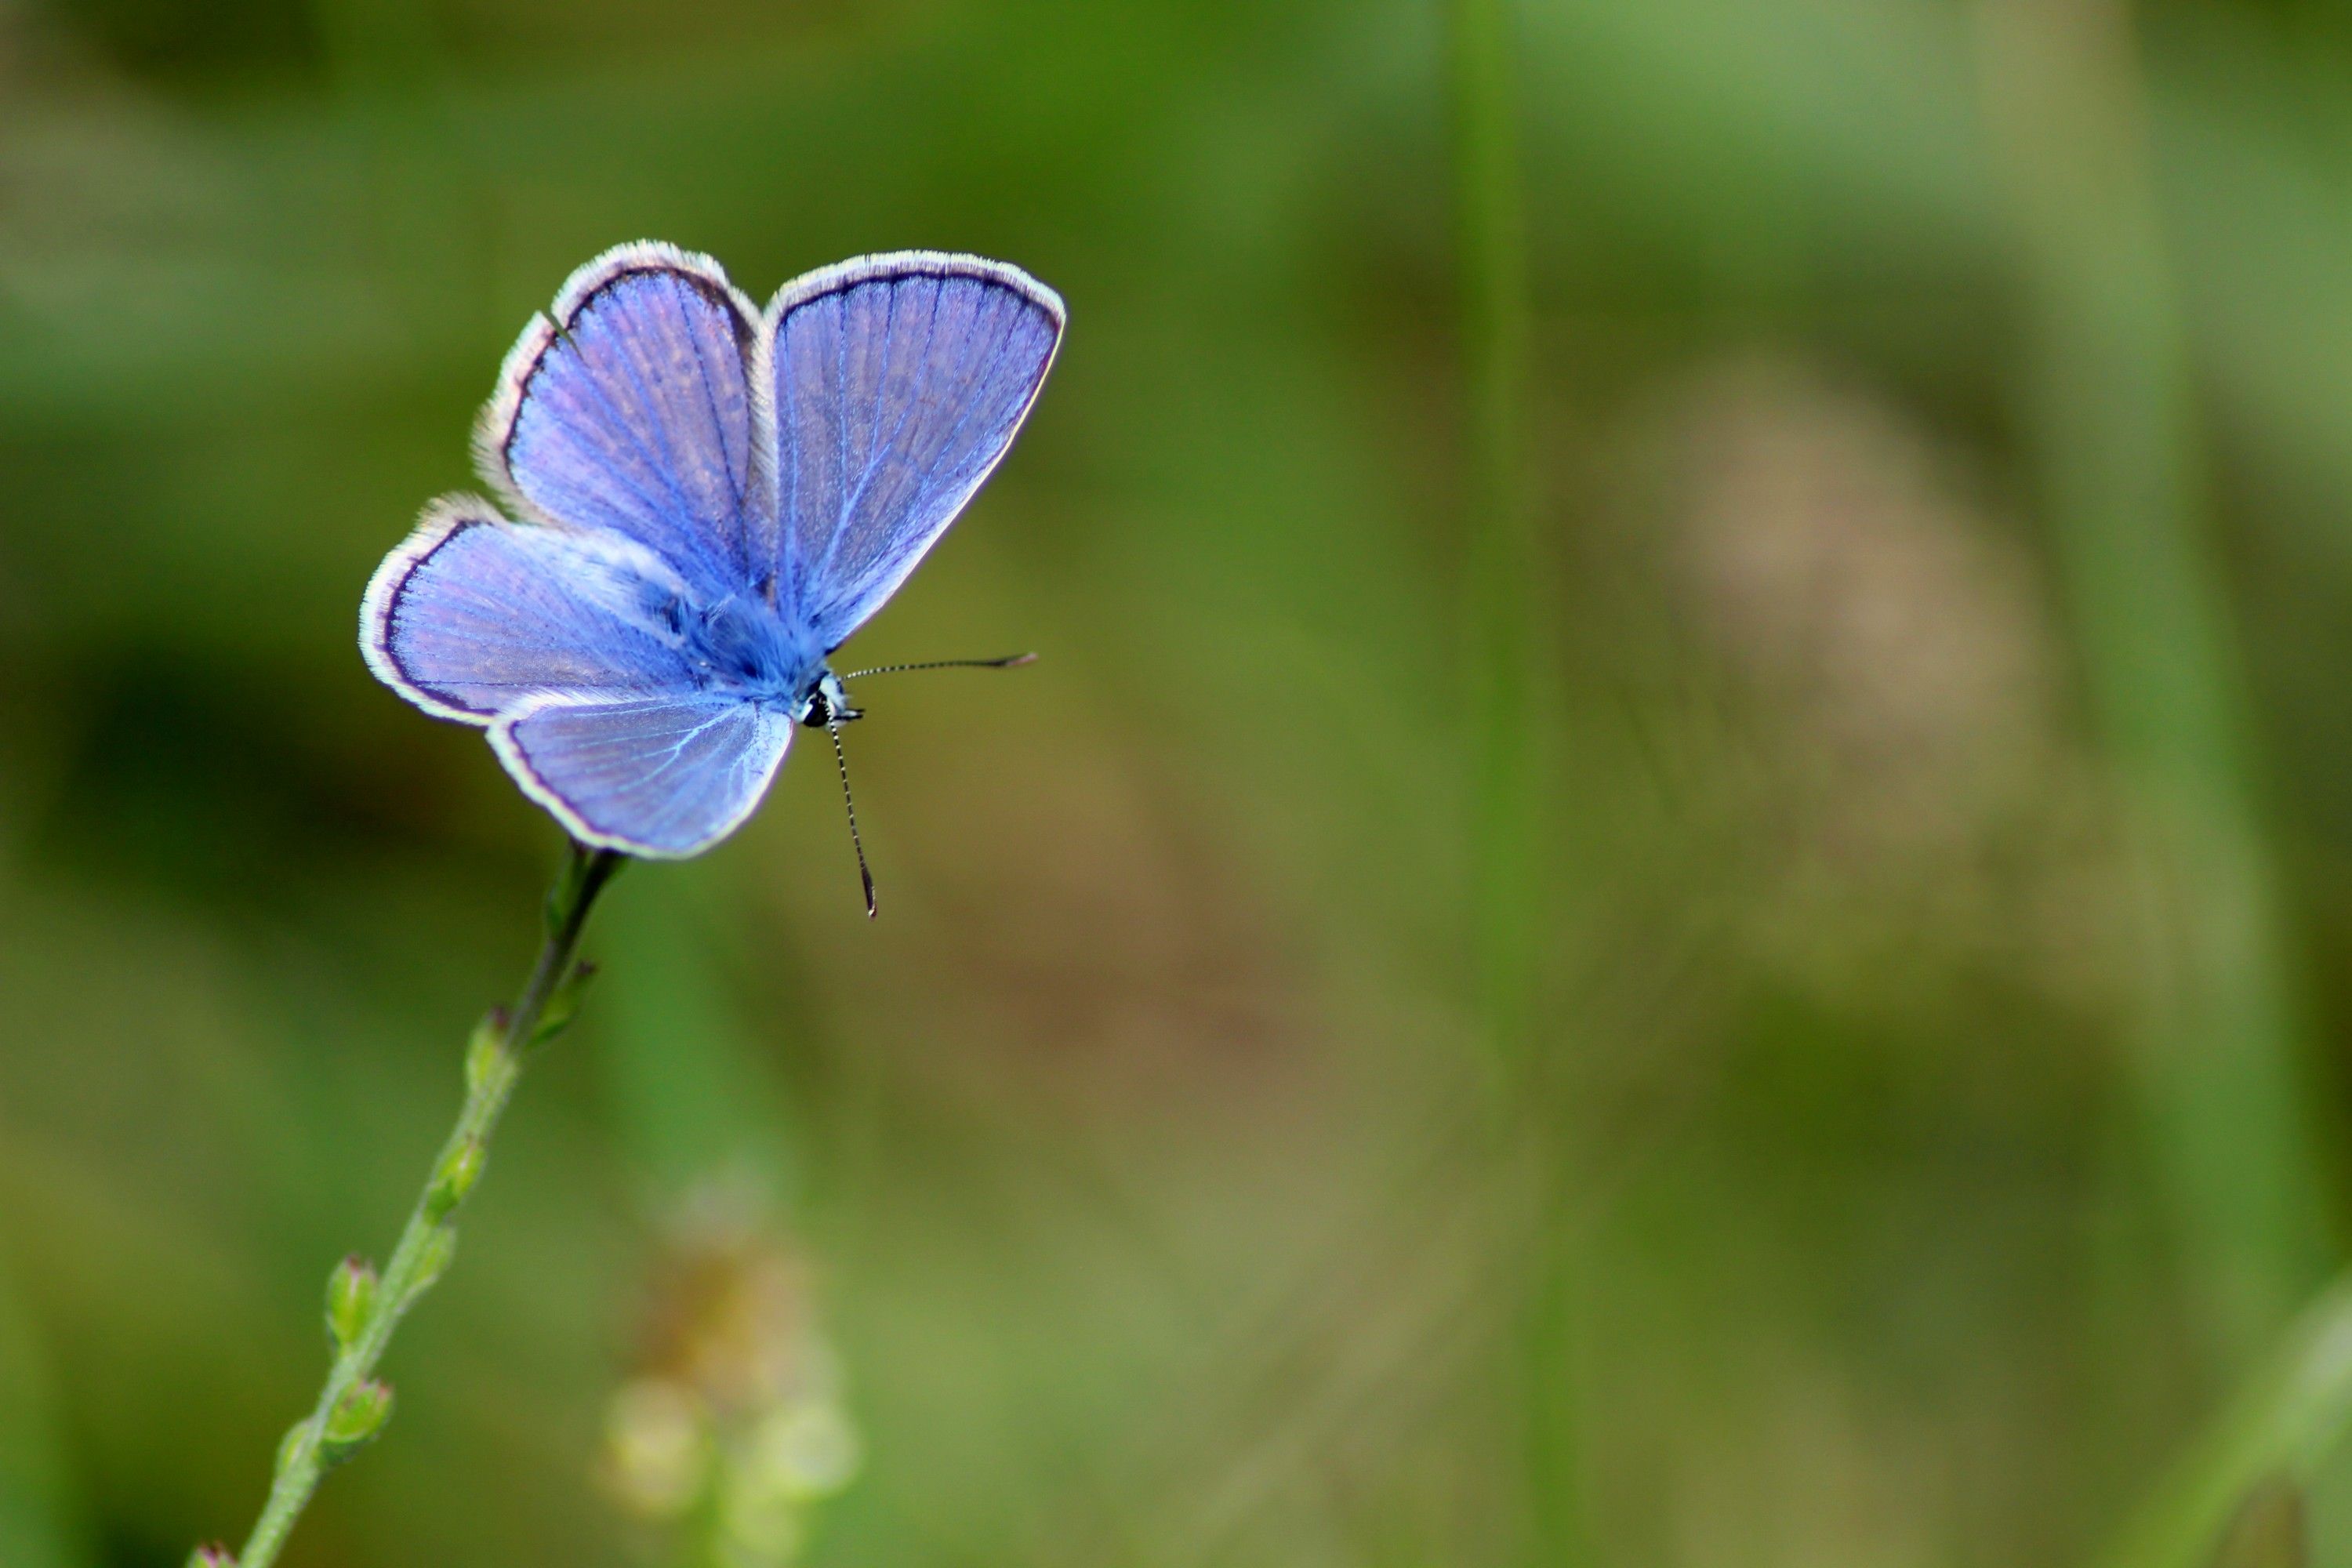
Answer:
[{"xmin": 223, "ymin": 841, "xmax": 624, "ymax": 1568}]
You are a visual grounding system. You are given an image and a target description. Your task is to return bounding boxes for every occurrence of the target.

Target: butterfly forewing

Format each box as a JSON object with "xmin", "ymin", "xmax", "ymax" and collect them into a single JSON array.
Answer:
[
  {"xmin": 482, "ymin": 243, "xmax": 766, "ymax": 595},
  {"xmin": 766, "ymin": 255, "xmax": 1064, "ymax": 649}
]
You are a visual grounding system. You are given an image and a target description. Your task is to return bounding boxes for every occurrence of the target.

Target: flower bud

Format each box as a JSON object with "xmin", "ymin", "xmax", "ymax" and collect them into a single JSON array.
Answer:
[
  {"xmin": 187, "ymin": 1544, "xmax": 236, "ymax": 1567},
  {"xmin": 320, "ymin": 1379, "xmax": 394, "ymax": 1461},
  {"xmin": 325, "ymin": 1255, "xmax": 378, "ymax": 1352},
  {"xmin": 424, "ymin": 1138, "xmax": 485, "ymax": 1223}
]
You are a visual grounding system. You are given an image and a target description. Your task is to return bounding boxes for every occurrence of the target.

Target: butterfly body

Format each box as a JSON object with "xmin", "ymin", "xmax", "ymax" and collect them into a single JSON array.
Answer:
[
  {"xmin": 361, "ymin": 243, "xmax": 1063, "ymax": 859},
  {"xmin": 673, "ymin": 592, "xmax": 827, "ymax": 708}
]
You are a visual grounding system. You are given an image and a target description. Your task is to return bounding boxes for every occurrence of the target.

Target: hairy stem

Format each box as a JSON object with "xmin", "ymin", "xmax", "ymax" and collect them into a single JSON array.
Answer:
[{"xmin": 218, "ymin": 842, "xmax": 624, "ymax": 1568}]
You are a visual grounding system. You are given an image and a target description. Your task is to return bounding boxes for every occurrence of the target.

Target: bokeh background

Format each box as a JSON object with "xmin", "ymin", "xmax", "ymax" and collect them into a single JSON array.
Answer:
[{"xmin": 11, "ymin": 0, "xmax": 2352, "ymax": 1563}]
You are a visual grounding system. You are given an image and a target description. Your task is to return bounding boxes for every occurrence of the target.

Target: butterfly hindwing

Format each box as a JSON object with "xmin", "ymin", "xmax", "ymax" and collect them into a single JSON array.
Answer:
[
  {"xmin": 765, "ymin": 253, "xmax": 1064, "ymax": 650},
  {"xmin": 491, "ymin": 695, "xmax": 795, "ymax": 858},
  {"xmin": 361, "ymin": 497, "xmax": 700, "ymax": 722}
]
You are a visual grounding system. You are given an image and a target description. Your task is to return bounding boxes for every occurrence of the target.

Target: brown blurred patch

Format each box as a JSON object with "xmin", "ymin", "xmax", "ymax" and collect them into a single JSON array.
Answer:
[{"xmin": 1648, "ymin": 356, "xmax": 2132, "ymax": 1022}]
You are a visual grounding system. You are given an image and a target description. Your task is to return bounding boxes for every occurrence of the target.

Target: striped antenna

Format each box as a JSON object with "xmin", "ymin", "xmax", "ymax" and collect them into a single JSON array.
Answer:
[
  {"xmin": 826, "ymin": 722, "xmax": 877, "ymax": 919},
  {"xmin": 839, "ymin": 652, "xmax": 1036, "ymax": 679}
]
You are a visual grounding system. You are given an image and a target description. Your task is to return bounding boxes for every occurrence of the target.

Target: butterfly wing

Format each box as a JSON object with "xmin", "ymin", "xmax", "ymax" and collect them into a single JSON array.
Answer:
[
  {"xmin": 479, "ymin": 241, "xmax": 767, "ymax": 594},
  {"xmin": 365, "ymin": 499, "xmax": 785, "ymax": 856},
  {"xmin": 362, "ymin": 496, "xmax": 699, "ymax": 722},
  {"xmin": 368, "ymin": 245, "xmax": 1056, "ymax": 859},
  {"xmin": 764, "ymin": 252, "xmax": 1064, "ymax": 650},
  {"xmin": 492, "ymin": 695, "xmax": 793, "ymax": 858}
]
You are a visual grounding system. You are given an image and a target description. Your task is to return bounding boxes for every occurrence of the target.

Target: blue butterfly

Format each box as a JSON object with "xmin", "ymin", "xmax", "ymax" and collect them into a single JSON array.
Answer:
[{"xmin": 361, "ymin": 244, "xmax": 1065, "ymax": 899}]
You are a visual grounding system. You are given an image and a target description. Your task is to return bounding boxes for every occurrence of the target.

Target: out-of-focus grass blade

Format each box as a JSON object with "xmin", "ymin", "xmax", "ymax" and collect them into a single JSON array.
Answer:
[
  {"xmin": 1450, "ymin": 0, "xmax": 1544, "ymax": 1076},
  {"xmin": 1975, "ymin": 0, "xmax": 2333, "ymax": 1370},
  {"xmin": 0, "ymin": 1247, "xmax": 89, "ymax": 1568},
  {"xmin": 1448, "ymin": 2, "xmax": 1584, "ymax": 1564},
  {"xmin": 2098, "ymin": 1272, "xmax": 2352, "ymax": 1568}
]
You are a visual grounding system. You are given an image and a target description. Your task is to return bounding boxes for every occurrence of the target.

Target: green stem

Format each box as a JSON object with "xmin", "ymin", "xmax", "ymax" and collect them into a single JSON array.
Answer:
[{"xmin": 222, "ymin": 841, "xmax": 624, "ymax": 1568}]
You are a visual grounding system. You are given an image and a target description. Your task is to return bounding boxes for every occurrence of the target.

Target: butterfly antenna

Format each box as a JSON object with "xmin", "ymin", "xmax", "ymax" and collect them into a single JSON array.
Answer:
[
  {"xmin": 826, "ymin": 721, "xmax": 877, "ymax": 919},
  {"xmin": 838, "ymin": 652, "xmax": 1036, "ymax": 680}
]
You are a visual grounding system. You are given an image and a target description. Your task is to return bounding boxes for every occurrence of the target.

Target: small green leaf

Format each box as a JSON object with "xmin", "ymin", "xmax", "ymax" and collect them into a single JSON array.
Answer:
[
  {"xmin": 411, "ymin": 1227, "xmax": 458, "ymax": 1295},
  {"xmin": 272, "ymin": 1419, "xmax": 308, "ymax": 1477},
  {"xmin": 423, "ymin": 1138, "xmax": 485, "ymax": 1224},
  {"xmin": 530, "ymin": 961, "xmax": 598, "ymax": 1047}
]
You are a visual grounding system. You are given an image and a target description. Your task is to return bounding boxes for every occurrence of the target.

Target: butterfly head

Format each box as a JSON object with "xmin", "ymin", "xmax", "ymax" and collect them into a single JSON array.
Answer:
[{"xmin": 796, "ymin": 670, "xmax": 862, "ymax": 728}]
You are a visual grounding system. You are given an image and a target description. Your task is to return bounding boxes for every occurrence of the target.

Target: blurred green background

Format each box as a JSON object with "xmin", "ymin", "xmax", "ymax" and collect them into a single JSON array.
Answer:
[{"xmin": 14, "ymin": 0, "xmax": 2352, "ymax": 1563}]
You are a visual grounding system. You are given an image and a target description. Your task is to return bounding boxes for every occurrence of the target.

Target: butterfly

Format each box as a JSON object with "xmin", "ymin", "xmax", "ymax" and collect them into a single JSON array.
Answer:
[{"xmin": 361, "ymin": 244, "xmax": 1065, "ymax": 906}]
